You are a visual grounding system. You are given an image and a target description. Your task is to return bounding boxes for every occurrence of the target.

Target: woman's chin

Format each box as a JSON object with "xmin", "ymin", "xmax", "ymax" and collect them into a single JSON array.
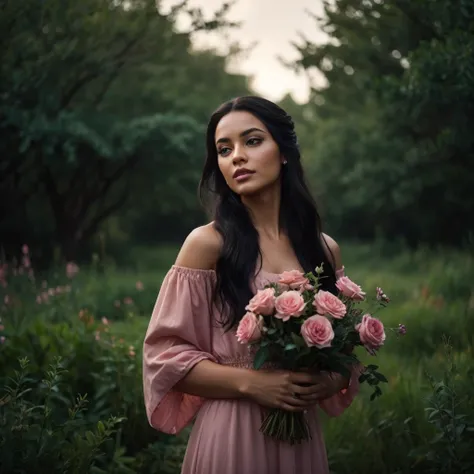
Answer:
[{"xmin": 232, "ymin": 181, "xmax": 259, "ymax": 196}]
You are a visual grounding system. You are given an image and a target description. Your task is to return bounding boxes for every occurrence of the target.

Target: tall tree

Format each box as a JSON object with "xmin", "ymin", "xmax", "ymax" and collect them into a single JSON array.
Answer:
[
  {"xmin": 0, "ymin": 0, "xmax": 248, "ymax": 260},
  {"xmin": 291, "ymin": 0, "xmax": 474, "ymax": 245}
]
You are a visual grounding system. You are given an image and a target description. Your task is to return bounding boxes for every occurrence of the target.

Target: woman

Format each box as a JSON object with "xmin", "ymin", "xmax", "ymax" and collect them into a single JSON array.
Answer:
[{"xmin": 143, "ymin": 96, "xmax": 360, "ymax": 474}]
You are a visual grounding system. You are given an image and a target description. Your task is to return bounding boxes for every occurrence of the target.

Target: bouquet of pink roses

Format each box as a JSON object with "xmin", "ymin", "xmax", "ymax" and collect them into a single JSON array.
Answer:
[{"xmin": 236, "ymin": 264, "xmax": 406, "ymax": 444}]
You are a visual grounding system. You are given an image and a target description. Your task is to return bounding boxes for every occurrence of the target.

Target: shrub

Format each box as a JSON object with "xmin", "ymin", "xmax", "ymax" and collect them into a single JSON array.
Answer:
[{"xmin": 0, "ymin": 357, "xmax": 126, "ymax": 474}]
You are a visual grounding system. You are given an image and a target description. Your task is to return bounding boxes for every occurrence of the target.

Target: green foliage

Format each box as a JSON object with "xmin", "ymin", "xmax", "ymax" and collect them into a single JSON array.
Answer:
[
  {"xmin": 0, "ymin": 356, "xmax": 126, "ymax": 474},
  {"xmin": 292, "ymin": 0, "xmax": 474, "ymax": 246},
  {"xmin": 409, "ymin": 340, "xmax": 474, "ymax": 474},
  {"xmin": 1, "ymin": 242, "xmax": 473, "ymax": 473},
  {"xmin": 0, "ymin": 0, "xmax": 249, "ymax": 261},
  {"xmin": 0, "ymin": 248, "xmax": 183, "ymax": 473}
]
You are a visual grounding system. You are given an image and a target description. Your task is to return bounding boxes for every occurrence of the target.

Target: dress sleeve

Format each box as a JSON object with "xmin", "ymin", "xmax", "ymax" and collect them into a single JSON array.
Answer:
[
  {"xmin": 142, "ymin": 265, "xmax": 218, "ymax": 435},
  {"xmin": 318, "ymin": 364, "xmax": 363, "ymax": 417}
]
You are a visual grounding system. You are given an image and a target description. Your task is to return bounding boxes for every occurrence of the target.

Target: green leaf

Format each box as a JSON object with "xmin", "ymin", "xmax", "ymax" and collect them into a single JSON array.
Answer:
[
  {"xmin": 374, "ymin": 372, "xmax": 388, "ymax": 383},
  {"xmin": 253, "ymin": 346, "xmax": 269, "ymax": 370},
  {"xmin": 284, "ymin": 344, "xmax": 297, "ymax": 351},
  {"xmin": 85, "ymin": 431, "xmax": 95, "ymax": 445},
  {"xmin": 370, "ymin": 391, "xmax": 379, "ymax": 401},
  {"xmin": 291, "ymin": 333, "xmax": 306, "ymax": 348},
  {"xmin": 358, "ymin": 373, "xmax": 369, "ymax": 383},
  {"xmin": 97, "ymin": 421, "xmax": 105, "ymax": 435}
]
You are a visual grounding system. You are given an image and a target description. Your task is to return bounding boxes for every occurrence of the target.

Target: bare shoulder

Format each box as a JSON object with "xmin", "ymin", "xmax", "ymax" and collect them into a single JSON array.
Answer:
[
  {"xmin": 321, "ymin": 232, "xmax": 343, "ymax": 271},
  {"xmin": 175, "ymin": 222, "xmax": 222, "ymax": 270}
]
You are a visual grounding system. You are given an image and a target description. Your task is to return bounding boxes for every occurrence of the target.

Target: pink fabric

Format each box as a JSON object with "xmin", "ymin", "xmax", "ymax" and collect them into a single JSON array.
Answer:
[{"xmin": 143, "ymin": 265, "xmax": 360, "ymax": 474}]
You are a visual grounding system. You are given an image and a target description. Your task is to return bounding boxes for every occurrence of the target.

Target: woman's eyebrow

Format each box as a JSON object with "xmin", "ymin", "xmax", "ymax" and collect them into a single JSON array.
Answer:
[{"xmin": 216, "ymin": 127, "xmax": 266, "ymax": 145}]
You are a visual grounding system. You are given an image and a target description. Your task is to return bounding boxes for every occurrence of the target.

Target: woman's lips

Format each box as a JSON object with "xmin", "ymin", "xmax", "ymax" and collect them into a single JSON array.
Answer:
[{"xmin": 234, "ymin": 172, "xmax": 254, "ymax": 182}]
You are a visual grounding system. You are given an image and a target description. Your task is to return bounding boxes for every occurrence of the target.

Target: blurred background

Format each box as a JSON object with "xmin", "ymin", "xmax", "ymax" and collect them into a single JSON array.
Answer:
[{"xmin": 0, "ymin": 1, "xmax": 473, "ymax": 473}]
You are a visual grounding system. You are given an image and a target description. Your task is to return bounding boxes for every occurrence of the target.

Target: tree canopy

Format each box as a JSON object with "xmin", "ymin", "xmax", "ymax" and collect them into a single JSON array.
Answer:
[
  {"xmin": 291, "ymin": 0, "xmax": 474, "ymax": 246},
  {"xmin": 0, "ymin": 0, "xmax": 249, "ymax": 261}
]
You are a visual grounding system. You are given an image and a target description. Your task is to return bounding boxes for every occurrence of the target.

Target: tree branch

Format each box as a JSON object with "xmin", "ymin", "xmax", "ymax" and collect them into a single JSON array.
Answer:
[
  {"xmin": 61, "ymin": 71, "xmax": 100, "ymax": 109},
  {"xmin": 80, "ymin": 188, "xmax": 130, "ymax": 242},
  {"xmin": 76, "ymin": 154, "xmax": 141, "ymax": 222},
  {"xmin": 61, "ymin": 23, "xmax": 150, "ymax": 110}
]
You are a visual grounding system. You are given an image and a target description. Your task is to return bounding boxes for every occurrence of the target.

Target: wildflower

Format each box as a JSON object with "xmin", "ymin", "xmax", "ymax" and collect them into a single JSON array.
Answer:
[
  {"xmin": 95, "ymin": 331, "xmax": 101, "ymax": 341},
  {"xmin": 0, "ymin": 336, "xmax": 5, "ymax": 344},
  {"xmin": 101, "ymin": 317, "xmax": 109, "ymax": 325},
  {"xmin": 376, "ymin": 287, "xmax": 390, "ymax": 303},
  {"xmin": 0, "ymin": 265, "xmax": 6, "ymax": 287},
  {"xmin": 21, "ymin": 255, "xmax": 31, "ymax": 269},
  {"xmin": 66, "ymin": 262, "xmax": 79, "ymax": 279},
  {"xmin": 136, "ymin": 281, "xmax": 144, "ymax": 291},
  {"xmin": 398, "ymin": 324, "xmax": 407, "ymax": 336}
]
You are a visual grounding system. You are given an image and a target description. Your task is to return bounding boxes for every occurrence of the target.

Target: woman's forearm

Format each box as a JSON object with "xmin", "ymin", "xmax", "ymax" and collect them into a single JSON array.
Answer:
[{"xmin": 174, "ymin": 359, "xmax": 254, "ymax": 399}]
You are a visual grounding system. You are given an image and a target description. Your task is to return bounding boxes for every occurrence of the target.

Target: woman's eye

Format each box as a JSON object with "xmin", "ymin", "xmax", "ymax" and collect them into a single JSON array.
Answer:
[
  {"xmin": 218, "ymin": 147, "xmax": 231, "ymax": 156},
  {"xmin": 247, "ymin": 137, "xmax": 262, "ymax": 146}
]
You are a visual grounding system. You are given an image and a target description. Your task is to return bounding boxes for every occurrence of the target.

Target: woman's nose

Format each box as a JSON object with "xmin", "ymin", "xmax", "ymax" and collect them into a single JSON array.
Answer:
[{"xmin": 232, "ymin": 145, "xmax": 248, "ymax": 165}]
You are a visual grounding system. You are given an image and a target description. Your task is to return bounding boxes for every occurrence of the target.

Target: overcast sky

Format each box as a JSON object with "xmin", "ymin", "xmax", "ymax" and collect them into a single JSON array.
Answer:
[{"xmin": 160, "ymin": 0, "xmax": 327, "ymax": 103}]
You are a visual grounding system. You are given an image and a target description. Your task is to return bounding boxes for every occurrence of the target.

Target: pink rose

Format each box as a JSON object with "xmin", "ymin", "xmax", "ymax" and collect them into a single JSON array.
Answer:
[
  {"xmin": 356, "ymin": 314, "xmax": 386, "ymax": 349},
  {"xmin": 313, "ymin": 290, "xmax": 347, "ymax": 319},
  {"xmin": 278, "ymin": 270, "xmax": 313, "ymax": 291},
  {"xmin": 246, "ymin": 288, "xmax": 275, "ymax": 315},
  {"xmin": 236, "ymin": 312, "xmax": 264, "ymax": 344},
  {"xmin": 274, "ymin": 291, "xmax": 306, "ymax": 321},
  {"xmin": 301, "ymin": 315, "xmax": 334, "ymax": 348},
  {"xmin": 336, "ymin": 276, "xmax": 366, "ymax": 301}
]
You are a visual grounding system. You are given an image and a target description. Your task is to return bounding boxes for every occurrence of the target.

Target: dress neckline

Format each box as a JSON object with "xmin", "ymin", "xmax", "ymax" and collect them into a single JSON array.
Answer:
[{"xmin": 171, "ymin": 265, "xmax": 289, "ymax": 279}]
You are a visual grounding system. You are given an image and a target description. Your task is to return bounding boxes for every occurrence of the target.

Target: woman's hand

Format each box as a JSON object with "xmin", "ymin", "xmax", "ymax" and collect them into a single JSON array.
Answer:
[
  {"xmin": 240, "ymin": 370, "xmax": 331, "ymax": 412},
  {"xmin": 297, "ymin": 371, "xmax": 349, "ymax": 402}
]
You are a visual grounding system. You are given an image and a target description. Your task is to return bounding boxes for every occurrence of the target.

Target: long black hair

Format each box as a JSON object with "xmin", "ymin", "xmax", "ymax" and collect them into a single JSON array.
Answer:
[{"xmin": 199, "ymin": 96, "xmax": 336, "ymax": 329}]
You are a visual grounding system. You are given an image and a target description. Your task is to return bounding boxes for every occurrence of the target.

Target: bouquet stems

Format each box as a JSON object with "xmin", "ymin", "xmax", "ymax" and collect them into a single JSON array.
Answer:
[{"xmin": 259, "ymin": 408, "xmax": 312, "ymax": 444}]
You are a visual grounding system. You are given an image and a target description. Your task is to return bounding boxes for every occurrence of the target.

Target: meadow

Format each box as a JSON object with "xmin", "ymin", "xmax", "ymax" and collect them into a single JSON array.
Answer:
[{"xmin": 1, "ymin": 242, "xmax": 473, "ymax": 474}]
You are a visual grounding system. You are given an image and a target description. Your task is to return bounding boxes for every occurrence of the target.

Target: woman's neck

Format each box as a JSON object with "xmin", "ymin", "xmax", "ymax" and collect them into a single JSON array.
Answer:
[{"xmin": 241, "ymin": 184, "xmax": 282, "ymax": 240}]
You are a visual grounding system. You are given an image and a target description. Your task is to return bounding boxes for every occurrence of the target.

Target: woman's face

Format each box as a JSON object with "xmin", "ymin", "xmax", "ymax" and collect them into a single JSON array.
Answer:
[{"xmin": 215, "ymin": 111, "xmax": 284, "ymax": 196}]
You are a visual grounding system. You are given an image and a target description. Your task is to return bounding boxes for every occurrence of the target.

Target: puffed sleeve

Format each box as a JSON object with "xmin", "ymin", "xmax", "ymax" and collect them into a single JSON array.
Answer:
[{"xmin": 142, "ymin": 265, "xmax": 218, "ymax": 435}]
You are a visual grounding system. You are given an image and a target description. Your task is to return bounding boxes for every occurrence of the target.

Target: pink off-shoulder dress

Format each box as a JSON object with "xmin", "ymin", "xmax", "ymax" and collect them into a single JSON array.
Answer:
[{"xmin": 143, "ymin": 265, "xmax": 360, "ymax": 474}]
